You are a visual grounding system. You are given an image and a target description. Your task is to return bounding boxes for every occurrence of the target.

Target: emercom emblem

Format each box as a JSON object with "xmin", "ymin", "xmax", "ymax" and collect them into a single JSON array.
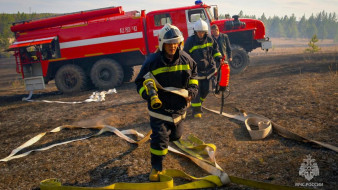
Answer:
[{"xmin": 299, "ymin": 154, "xmax": 319, "ymax": 181}]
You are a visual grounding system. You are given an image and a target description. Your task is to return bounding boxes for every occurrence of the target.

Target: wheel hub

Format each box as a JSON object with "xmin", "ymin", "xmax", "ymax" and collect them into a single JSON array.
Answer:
[
  {"xmin": 232, "ymin": 56, "xmax": 243, "ymax": 69},
  {"xmin": 99, "ymin": 69, "xmax": 112, "ymax": 81},
  {"xmin": 63, "ymin": 72, "xmax": 77, "ymax": 88}
]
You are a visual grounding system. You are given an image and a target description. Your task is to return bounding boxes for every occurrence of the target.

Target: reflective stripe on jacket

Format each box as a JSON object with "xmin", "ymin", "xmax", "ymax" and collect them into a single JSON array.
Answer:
[{"xmin": 183, "ymin": 34, "xmax": 221, "ymax": 76}]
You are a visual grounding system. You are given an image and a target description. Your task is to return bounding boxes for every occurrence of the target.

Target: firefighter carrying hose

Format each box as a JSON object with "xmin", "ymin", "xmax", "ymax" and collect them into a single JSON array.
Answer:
[
  {"xmin": 135, "ymin": 24, "xmax": 198, "ymax": 182},
  {"xmin": 183, "ymin": 18, "xmax": 222, "ymax": 118}
]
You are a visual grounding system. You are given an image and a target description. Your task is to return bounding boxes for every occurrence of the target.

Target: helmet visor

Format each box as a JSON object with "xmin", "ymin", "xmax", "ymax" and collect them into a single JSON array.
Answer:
[
  {"xmin": 163, "ymin": 28, "xmax": 182, "ymax": 39},
  {"xmin": 163, "ymin": 37, "xmax": 183, "ymax": 44},
  {"xmin": 162, "ymin": 28, "xmax": 183, "ymax": 44}
]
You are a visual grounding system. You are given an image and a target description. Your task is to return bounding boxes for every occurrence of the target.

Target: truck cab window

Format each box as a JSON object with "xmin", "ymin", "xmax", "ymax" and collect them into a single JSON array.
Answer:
[
  {"xmin": 188, "ymin": 9, "xmax": 207, "ymax": 22},
  {"xmin": 154, "ymin": 14, "xmax": 172, "ymax": 26}
]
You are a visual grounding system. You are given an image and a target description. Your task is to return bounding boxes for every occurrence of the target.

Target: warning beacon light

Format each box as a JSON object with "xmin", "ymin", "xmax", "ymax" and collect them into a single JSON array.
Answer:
[{"xmin": 195, "ymin": 0, "xmax": 203, "ymax": 5}]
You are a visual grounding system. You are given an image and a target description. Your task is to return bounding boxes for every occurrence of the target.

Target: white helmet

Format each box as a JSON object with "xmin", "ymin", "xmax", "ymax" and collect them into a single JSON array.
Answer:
[
  {"xmin": 158, "ymin": 23, "xmax": 184, "ymax": 51},
  {"xmin": 193, "ymin": 18, "xmax": 209, "ymax": 32}
]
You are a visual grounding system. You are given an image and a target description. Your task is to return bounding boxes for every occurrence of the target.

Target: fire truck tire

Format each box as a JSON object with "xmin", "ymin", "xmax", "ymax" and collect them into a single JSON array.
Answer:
[
  {"xmin": 55, "ymin": 64, "xmax": 88, "ymax": 93},
  {"xmin": 123, "ymin": 66, "xmax": 135, "ymax": 82},
  {"xmin": 90, "ymin": 59, "xmax": 124, "ymax": 89},
  {"xmin": 230, "ymin": 45, "xmax": 250, "ymax": 74}
]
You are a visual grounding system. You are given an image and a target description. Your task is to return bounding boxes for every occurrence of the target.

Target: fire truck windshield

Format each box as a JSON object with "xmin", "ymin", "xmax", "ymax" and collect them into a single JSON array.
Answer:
[
  {"xmin": 206, "ymin": 7, "xmax": 214, "ymax": 21},
  {"xmin": 206, "ymin": 5, "xmax": 218, "ymax": 21}
]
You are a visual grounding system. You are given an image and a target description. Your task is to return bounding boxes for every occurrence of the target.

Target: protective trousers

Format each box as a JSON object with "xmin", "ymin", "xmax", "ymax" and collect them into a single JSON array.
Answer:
[
  {"xmin": 150, "ymin": 116, "xmax": 183, "ymax": 171},
  {"xmin": 191, "ymin": 79, "xmax": 210, "ymax": 114}
]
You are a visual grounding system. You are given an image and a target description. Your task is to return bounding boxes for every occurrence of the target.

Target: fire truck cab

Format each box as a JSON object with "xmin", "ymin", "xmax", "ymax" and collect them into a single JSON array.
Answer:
[{"xmin": 8, "ymin": 1, "xmax": 271, "ymax": 93}]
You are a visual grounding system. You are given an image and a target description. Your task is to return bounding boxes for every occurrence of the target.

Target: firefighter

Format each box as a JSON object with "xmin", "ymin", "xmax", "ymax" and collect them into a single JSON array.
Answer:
[
  {"xmin": 211, "ymin": 24, "xmax": 232, "ymax": 62},
  {"xmin": 183, "ymin": 18, "xmax": 222, "ymax": 118},
  {"xmin": 211, "ymin": 24, "xmax": 232, "ymax": 92},
  {"xmin": 135, "ymin": 23, "xmax": 198, "ymax": 182}
]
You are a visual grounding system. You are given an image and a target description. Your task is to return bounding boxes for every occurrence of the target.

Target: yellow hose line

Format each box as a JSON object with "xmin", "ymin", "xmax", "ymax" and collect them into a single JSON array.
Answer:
[
  {"xmin": 171, "ymin": 136, "xmax": 308, "ymax": 190},
  {"xmin": 38, "ymin": 132, "xmax": 307, "ymax": 190},
  {"xmin": 40, "ymin": 169, "xmax": 223, "ymax": 190},
  {"xmin": 173, "ymin": 134, "xmax": 223, "ymax": 170},
  {"xmin": 229, "ymin": 176, "xmax": 306, "ymax": 190}
]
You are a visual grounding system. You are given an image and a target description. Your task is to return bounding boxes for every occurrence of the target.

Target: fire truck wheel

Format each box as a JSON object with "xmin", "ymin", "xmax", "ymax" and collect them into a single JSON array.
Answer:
[
  {"xmin": 90, "ymin": 59, "xmax": 124, "ymax": 89},
  {"xmin": 55, "ymin": 64, "xmax": 88, "ymax": 93},
  {"xmin": 123, "ymin": 66, "xmax": 135, "ymax": 82},
  {"xmin": 230, "ymin": 45, "xmax": 250, "ymax": 74}
]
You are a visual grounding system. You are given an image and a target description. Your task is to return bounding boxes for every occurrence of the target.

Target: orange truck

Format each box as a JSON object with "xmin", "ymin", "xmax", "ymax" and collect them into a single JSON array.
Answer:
[{"xmin": 8, "ymin": 1, "xmax": 271, "ymax": 93}]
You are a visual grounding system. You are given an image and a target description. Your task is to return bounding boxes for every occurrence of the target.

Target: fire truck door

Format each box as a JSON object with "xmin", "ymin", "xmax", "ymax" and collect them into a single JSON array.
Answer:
[
  {"xmin": 147, "ymin": 13, "xmax": 173, "ymax": 53},
  {"xmin": 185, "ymin": 9, "xmax": 210, "ymax": 36}
]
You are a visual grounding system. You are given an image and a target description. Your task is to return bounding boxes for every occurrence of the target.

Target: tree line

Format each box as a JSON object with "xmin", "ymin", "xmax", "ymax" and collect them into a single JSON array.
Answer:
[
  {"xmin": 0, "ymin": 12, "xmax": 55, "ymax": 50},
  {"xmin": 222, "ymin": 10, "xmax": 338, "ymax": 41},
  {"xmin": 0, "ymin": 12, "xmax": 55, "ymax": 49}
]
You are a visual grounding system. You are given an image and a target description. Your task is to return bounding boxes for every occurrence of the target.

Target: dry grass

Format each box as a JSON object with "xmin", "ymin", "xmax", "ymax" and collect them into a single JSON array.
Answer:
[
  {"xmin": 10, "ymin": 78, "xmax": 24, "ymax": 89},
  {"xmin": 250, "ymin": 37, "xmax": 338, "ymax": 56}
]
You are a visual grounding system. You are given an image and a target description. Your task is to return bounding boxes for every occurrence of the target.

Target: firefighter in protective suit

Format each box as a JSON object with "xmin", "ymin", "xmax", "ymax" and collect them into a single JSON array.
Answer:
[
  {"xmin": 183, "ymin": 18, "xmax": 222, "ymax": 118},
  {"xmin": 135, "ymin": 24, "xmax": 198, "ymax": 182}
]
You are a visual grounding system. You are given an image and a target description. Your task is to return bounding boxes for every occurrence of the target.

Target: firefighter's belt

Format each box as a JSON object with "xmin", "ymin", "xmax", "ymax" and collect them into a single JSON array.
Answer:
[
  {"xmin": 148, "ymin": 110, "xmax": 186, "ymax": 124},
  {"xmin": 144, "ymin": 72, "xmax": 189, "ymax": 98},
  {"xmin": 195, "ymin": 69, "xmax": 217, "ymax": 80}
]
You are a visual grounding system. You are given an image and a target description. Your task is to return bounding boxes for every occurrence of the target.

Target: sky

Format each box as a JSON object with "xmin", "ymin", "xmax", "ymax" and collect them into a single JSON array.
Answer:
[{"xmin": 0, "ymin": 0, "xmax": 337, "ymax": 20}]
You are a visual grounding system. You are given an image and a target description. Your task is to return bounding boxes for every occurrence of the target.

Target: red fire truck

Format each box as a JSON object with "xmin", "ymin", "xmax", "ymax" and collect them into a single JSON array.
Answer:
[{"xmin": 8, "ymin": 1, "xmax": 271, "ymax": 93}]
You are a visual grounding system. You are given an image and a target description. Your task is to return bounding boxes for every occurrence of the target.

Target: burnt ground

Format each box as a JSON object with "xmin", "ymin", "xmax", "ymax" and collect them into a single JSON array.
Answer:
[{"xmin": 0, "ymin": 51, "xmax": 337, "ymax": 190}]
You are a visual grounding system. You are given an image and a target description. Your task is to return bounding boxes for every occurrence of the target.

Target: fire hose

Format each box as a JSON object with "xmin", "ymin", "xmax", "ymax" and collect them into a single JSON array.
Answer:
[
  {"xmin": 22, "ymin": 89, "xmax": 117, "ymax": 103},
  {"xmin": 1, "ymin": 114, "xmax": 336, "ymax": 189},
  {"xmin": 1, "ymin": 124, "xmax": 312, "ymax": 190},
  {"xmin": 1, "ymin": 82, "xmax": 336, "ymax": 189},
  {"xmin": 143, "ymin": 78, "xmax": 162, "ymax": 109}
]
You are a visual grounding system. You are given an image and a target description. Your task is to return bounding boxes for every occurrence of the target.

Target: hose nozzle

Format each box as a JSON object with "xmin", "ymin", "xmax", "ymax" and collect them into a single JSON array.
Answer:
[{"xmin": 143, "ymin": 79, "xmax": 162, "ymax": 109}]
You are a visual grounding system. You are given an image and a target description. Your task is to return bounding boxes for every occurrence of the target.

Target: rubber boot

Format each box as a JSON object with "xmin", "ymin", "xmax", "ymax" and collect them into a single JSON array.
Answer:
[
  {"xmin": 192, "ymin": 106, "xmax": 202, "ymax": 118},
  {"xmin": 149, "ymin": 168, "xmax": 162, "ymax": 182},
  {"xmin": 194, "ymin": 113, "xmax": 202, "ymax": 118}
]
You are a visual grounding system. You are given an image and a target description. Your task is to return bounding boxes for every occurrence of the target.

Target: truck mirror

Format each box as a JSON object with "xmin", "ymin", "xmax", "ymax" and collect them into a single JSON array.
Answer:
[{"xmin": 213, "ymin": 7, "xmax": 218, "ymax": 20}]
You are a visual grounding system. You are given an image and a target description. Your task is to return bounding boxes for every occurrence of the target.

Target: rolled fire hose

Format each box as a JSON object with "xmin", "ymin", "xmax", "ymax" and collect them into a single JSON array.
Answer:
[{"xmin": 203, "ymin": 105, "xmax": 338, "ymax": 152}]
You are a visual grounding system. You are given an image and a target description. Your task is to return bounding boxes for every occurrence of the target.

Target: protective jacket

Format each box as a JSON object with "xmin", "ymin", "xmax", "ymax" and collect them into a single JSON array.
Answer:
[
  {"xmin": 135, "ymin": 49, "xmax": 198, "ymax": 118},
  {"xmin": 214, "ymin": 33, "xmax": 232, "ymax": 60},
  {"xmin": 183, "ymin": 34, "xmax": 222, "ymax": 76}
]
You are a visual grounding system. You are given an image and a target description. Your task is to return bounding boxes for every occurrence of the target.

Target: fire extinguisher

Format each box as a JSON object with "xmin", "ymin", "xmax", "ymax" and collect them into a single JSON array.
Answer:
[{"xmin": 216, "ymin": 57, "xmax": 230, "ymax": 114}]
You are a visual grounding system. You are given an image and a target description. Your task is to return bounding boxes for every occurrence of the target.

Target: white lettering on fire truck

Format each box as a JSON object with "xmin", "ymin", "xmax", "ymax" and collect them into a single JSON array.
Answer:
[{"xmin": 120, "ymin": 26, "xmax": 138, "ymax": 34}]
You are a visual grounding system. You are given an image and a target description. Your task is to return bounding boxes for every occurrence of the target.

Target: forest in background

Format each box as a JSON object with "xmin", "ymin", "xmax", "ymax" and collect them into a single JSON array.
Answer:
[
  {"xmin": 0, "ymin": 12, "xmax": 54, "ymax": 53},
  {"xmin": 0, "ymin": 10, "xmax": 337, "ymax": 55},
  {"xmin": 220, "ymin": 10, "xmax": 338, "ymax": 40}
]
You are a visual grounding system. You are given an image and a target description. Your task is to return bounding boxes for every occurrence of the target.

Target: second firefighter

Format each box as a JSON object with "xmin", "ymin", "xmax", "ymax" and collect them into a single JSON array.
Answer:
[{"xmin": 183, "ymin": 18, "xmax": 222, "ymax": 118}]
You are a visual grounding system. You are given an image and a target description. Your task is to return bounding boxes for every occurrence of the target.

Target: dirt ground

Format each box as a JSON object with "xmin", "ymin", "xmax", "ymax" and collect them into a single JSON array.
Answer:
[{"xmin": 0, "ymin": 44, "xmax": 337, "ymax": 189}]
